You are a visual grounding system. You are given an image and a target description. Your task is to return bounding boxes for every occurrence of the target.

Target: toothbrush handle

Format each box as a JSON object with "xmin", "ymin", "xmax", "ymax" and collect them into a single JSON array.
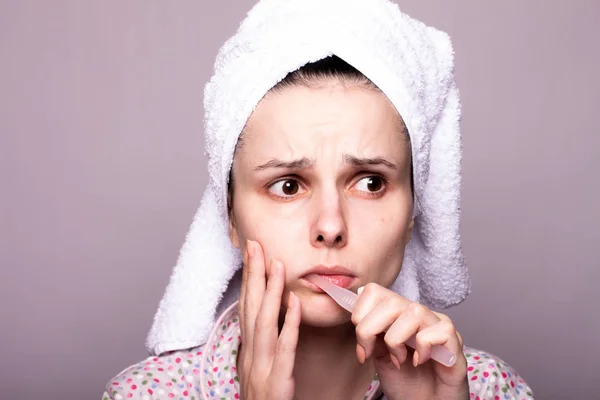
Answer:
[
  {"xmin": 305, "ymin": 275, "xmax": 457, "ymax": 367},
  {"xmin": 405, "ymin": 336, "xmax": 456, "ymax": 367}
]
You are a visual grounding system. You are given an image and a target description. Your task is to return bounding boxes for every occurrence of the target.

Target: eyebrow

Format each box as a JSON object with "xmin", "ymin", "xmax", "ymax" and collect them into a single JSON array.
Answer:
[
  {"xmin": 343, "ymin": 154, "xmax": 398, "ymax": 170},
  {"xmin": 254, "ymin": 157, "xmax": 314, "ymax": 171},
  {"xmin": 253, "ymin": 154, "xmax": 397, "ymax": 171}
]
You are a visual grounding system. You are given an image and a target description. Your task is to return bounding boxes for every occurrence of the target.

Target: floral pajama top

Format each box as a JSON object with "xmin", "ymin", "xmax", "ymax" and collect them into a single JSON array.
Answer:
[{"xmin": 103, "ymin": 304, "xmax": 534, "ymax": 400}]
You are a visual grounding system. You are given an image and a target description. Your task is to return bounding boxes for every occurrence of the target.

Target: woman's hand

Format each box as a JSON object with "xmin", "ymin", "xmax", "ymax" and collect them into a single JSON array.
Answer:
[
  {"xmin": 237, "ymin": 240, "xmax": 302, "ymax": 400},
  {"xmin": 352, "ymin": 283, "xmax": 469, "ymax": 400}
]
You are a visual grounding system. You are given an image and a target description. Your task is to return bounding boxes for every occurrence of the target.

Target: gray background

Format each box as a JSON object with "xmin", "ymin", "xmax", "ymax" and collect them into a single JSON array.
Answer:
[{"xmin": 1, "ymin": 1, "xmax": 598, "ymax": 399}]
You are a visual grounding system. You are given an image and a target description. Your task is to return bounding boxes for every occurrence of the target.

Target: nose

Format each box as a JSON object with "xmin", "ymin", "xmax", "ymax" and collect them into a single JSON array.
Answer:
[{"xmin": 310, "ymin": 192, "xmax": 348, "ymax": 249}]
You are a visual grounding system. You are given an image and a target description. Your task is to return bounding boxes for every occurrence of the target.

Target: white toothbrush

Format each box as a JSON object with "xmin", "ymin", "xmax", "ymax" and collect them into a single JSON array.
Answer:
[{"xmin": 306, "ymin": 274, "xmax": 457, "ymax": 367}]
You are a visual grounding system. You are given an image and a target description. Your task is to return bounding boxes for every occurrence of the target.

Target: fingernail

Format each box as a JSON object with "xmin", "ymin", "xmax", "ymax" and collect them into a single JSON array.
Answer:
[
  {"xmin": 288, "ymin": 292, "xmax": 295, "ymax": 308},
  {"xmin": 390, "ymin": 354, "xmax": 401, "ymax": 370},
  {"xmin": 247, "ymin": 240, "xmax": 256, "ymax": 258},
  {"xmin": 357, "ymin": 286, "xmax": 365, "ymax": 295},
  {"xmin": 356, "ymin": 344, "xmax": 366, "ymax": 364},
  {"xmin": 413, "ymin": 351, "xmax": 419, "ymax": 367},
  {"xmin": 271, "ymin": 259, "xmax": 282, "ymax": 276}
]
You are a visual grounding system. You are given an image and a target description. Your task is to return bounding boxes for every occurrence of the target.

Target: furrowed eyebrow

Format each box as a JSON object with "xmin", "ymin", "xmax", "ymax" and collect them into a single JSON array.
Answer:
[
  {"xmin": 253, "ymin": 157, "xmax": 314, "ymax": 171},
  {"xmin": 343, "ymin": 154, "xmax": 397, "ymax": 170},
  {"xmin": 253, "ymin": 155, "xmax": 398, "ymax": 171}
]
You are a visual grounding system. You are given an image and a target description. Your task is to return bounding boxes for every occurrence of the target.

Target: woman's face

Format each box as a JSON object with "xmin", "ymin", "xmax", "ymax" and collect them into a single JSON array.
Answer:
[{"xmin": 229, "ymin": 80, "xmax": 414, "ymax": 327}]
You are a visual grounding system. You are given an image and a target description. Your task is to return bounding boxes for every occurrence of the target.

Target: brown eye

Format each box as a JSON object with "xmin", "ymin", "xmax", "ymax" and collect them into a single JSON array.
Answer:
[
  {"xmin": 282, "ymin": 180, "xmax": 299, "ymax": 195},
  {"xmin": 354, "ymin": 176, "xmax": 386, "ymax": 194},
  {"xmin": 268, "ymin": 179, "xmax": 303, "ymax": 198},
  {"xmin": 366, "ymin": 177, "xmax": 383, "ymax": 192}
]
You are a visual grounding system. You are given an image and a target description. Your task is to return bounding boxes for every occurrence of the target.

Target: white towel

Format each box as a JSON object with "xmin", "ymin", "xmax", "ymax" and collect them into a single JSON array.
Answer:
[{"xmin": 146, "ymin": 0, "xmax": 470, "ymax": 356}]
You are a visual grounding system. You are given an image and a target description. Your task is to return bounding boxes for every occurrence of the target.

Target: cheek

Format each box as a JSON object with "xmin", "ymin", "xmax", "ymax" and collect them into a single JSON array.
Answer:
[
  {"xmin": 233, "ymin": 198, "xmax": 308, "ymax": 265},
  {"xmin": 368, "ymin": 219, "xmax": 408, "ymax": 259},
  {"xmin": 352, "ymin": 206, "xmax": 411, "ymax": 284}
]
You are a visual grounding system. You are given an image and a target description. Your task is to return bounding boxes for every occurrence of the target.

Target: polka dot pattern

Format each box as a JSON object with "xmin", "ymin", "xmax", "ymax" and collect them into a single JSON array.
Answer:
[{"xmin": 104, "ymin": 307, "xmax": 533, "ymax": 399}]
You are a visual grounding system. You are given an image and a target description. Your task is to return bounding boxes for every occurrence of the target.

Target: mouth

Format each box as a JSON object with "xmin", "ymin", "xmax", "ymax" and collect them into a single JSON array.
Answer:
[{"xmin": 301, "ymin": 266, "xmax": 357, "ymax": 291}]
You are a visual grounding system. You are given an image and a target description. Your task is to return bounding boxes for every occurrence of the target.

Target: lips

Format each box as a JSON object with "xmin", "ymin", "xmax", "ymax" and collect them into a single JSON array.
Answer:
[{"xmin": 302, "ymin": 266, "xmax": 357, "ymax": 290}]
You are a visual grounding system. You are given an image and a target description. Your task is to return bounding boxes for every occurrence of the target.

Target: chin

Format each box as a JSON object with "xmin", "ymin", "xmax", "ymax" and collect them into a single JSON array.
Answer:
[{"xmin": 296, "ymin": 291, "xmax": 353, "ymax": 327}]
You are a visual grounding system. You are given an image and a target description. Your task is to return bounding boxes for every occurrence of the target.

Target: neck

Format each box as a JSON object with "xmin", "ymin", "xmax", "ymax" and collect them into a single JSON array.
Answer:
[{"xmin": 289, "ymin": 321, "xmax": 376, "ymax": 400}]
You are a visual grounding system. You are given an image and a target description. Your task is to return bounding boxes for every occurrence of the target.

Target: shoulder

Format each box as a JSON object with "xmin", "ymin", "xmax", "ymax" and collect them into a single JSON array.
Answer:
[
  {"xmin": 464, "ymin": 346, "xmax": 534, "ymax": 399},
  {"xmin": 102, "ymin": 345, "xmax": 206, "ymax": 400}
]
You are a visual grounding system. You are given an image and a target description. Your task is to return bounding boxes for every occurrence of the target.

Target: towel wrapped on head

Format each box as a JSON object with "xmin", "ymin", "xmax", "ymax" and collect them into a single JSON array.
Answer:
[{"xmin": 146, "ymin": 0, "xmax": 470, "ymax": 356}]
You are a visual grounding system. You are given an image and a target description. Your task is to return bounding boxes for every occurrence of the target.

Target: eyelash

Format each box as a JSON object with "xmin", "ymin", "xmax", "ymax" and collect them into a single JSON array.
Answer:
[
  {"xmin": 266, "ymin": 174, "xmax": 388, "ymax": 200},
  {"xmin": 352, "ymin": 175, "xmax": 389, "ymax": 198},
  {"xmin": 266, "ymin": 176, "xmax": 306, "ymax": 201}
]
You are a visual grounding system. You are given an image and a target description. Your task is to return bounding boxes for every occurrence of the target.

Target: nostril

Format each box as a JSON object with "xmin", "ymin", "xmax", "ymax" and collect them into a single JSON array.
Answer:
[{"xmin": 316, "ymin": 234, "xmax": 343, "ymax": 244}]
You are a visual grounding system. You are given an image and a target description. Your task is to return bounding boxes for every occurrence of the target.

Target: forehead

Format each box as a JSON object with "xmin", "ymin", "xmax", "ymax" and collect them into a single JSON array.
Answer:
[
  {"xmin": 252, "ymin": 82, "xmax": 403, "ymax": 128},
  {"xmin": 238, "ymin": 81, "xmax": 409, "ymax": 159}
]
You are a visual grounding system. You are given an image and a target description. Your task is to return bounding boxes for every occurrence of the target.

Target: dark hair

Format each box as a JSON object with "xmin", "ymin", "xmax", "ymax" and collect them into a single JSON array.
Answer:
[
  {"xmin": 227, "ymin": 56, "xmax": 411, "ymax": 218},
  {"xmin": 271, "ymin": 55, "xmax": 378, "ymax": 92}
]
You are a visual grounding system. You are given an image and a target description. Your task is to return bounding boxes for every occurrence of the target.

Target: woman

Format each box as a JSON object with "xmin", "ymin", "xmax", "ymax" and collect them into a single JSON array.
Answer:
[{"xmin": 104, "ymin": 1, "xmax": 534, "ymax": 399}]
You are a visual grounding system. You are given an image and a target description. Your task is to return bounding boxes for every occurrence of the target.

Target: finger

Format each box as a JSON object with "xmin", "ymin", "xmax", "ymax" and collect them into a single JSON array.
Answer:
[
  {"xmin": 383, "ymin": 302, "xmax": 441, "ymax": 366},
  {"xmin": 253, "ymin": 259, "xmax": 286, "ymax": 370},
  {"xmin": 237, "ymin": 241, "xmax": 250, "ymax": 389},
  {"xmin": 433, "ymin": 311, "xmax": 465, "ymax": 347},
  {"xmin": 242, "ymin": 240, "xmax": 266, "ymax": 363},
  {"xmin": 238, "ymin": 240, "xmax": 251, "ymax": 337},
  {"xmin": 352, "ymin": 284, "xmax": 416, "ymax": 360},
  {"xmin": 271, "ymin": 291, "xmax": 301, "ymax": 380},
  {"xmin": 366, "ymin": 334, "xmax": 402, "ymax": 374},
  {"xmin": 351, "ymin": 283, "xmax": 395, "ymax": 326},
  {"xmin": 412, "ymin": 319, "xmax": 461, "ymax": 367},
  {"xmin": 433, "ymin": 311, "xmax": 464, "ymax": 348},
  {"xmin": 373, "ymin": 333, "xmax": 407, "ymax": 370},
  {"xmin": 354, "ymin": 299, "xmax": 402, "ymax": 360},
  {"xmin": 239, "ymin": 240, "xmax": 258, "ymax": 391},
  {"xmin": 432, "ymin": 310, "xmax": 452, "ymax": 322}
]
